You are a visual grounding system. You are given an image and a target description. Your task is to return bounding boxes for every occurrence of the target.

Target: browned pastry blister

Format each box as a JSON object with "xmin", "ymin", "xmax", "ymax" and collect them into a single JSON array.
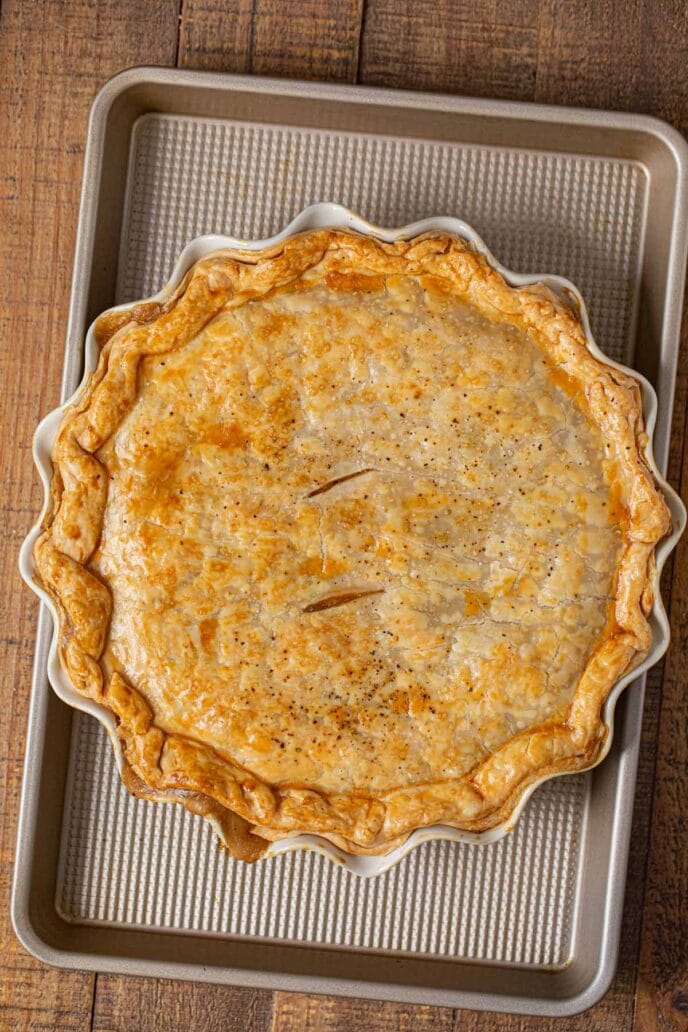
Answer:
[{"xmin": 35, "ymin": 229, "xmax": 671, "ymax": 859}]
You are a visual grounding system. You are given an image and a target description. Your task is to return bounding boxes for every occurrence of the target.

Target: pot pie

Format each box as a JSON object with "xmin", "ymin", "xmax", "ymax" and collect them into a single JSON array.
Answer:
[{"xmin": 35, "ymin": 228, "xmax": 671, "ymax": 860}]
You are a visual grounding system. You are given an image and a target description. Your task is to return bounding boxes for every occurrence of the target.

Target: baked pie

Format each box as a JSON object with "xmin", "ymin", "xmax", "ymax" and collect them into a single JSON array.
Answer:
[{"xmin": 35, "ymin": 228, "xmax": 671, "ymax": 860}]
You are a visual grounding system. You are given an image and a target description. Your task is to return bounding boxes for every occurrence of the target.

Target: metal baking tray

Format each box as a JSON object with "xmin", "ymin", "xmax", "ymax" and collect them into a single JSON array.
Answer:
[{"xmin": 13, "ymin": 68, "xmax": 688, "ymax": 1015}]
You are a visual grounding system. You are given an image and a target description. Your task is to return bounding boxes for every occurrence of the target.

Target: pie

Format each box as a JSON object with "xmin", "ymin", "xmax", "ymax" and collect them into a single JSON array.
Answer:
[{"xmin": 34, "ymin": 228, "xmax": 671, "ymax": 860}]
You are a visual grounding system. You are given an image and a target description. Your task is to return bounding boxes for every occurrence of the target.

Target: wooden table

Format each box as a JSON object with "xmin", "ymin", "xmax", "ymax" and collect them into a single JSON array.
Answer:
[{"xmin": 1, "ymin": 2, "xmax": 687, "ymax": 1029}]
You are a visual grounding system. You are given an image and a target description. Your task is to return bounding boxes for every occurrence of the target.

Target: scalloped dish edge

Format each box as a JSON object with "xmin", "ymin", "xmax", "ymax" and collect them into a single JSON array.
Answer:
[{"xmin": 20, "ymin": 204, "xmax": 686, "ymax": 877}]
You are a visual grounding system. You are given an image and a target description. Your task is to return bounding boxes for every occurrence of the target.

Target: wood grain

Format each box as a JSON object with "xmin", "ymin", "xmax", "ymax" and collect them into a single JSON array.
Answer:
[
  {"xmin": 178, "ymin": 0, "xmax": 255, "ymax": 73},
  {"xmin": 270, "ymin": 994, "xmax": 455, "ymax": 1030},
  {"xmin": 360, "ymin": 0, "xmax": 540, "ymax": 99},
  {"xmin": 1, "ymin": 0, "xmax": 687, "ymax": 1030},
  {"xmin": 534, "ymin": 0, "xmax": 688, "ymax": 134},
  {"xmin": 92, "ymin": 978, "xmax": 273, "ymax": 1032},
  {"xmin": 179, "ymin": 0, "xmax": 364, "ymax": 81}
]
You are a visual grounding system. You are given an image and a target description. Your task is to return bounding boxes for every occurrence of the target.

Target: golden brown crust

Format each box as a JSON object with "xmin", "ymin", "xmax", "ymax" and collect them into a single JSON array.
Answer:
[{"xmin": 34, "ymin": 229, "xmax": 671, "ymax": 859}]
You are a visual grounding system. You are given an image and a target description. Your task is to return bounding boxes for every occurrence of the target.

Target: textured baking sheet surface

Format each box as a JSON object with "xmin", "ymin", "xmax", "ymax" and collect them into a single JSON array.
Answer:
[
  {"xmin": 57, "ymin": 113, "xmax": 647, "ymax": 969},
  {"xmin": 59, "ymin": 716, "xmax": 587, "ymax": 965}
]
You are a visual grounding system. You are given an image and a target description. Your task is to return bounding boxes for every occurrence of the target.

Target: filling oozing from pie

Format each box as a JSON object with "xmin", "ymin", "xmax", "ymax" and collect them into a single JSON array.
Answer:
[{"xmin": 93, "ymin": 271, "xmax": 623, "ymax": 795}]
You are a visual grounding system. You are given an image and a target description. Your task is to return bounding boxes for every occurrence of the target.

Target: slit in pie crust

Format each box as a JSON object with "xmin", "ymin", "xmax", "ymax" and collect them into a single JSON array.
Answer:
[{"xmin": 34, "ymin": 229, "xmax": 671, "ymax": 860}]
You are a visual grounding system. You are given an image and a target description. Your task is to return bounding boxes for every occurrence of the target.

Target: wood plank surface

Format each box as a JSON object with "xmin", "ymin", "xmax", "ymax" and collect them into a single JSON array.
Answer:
[
  {"xmin": 0, "ymin": 1, "xmax": 686, "ymax": 1030},
  {"xmin": 270, "ymin": 995, "xmax": 456, "ymax": 1031},
  {"xmin": 92, "ymin": 979, "xmax": 274, "ymax": 1032},
  {"xmin": 359, "ymin": 0, "xmax": 541, "ymax": 99},
  {"xmin": 178, "ymin": 0, "xmax": 364, "ymax": 80}
]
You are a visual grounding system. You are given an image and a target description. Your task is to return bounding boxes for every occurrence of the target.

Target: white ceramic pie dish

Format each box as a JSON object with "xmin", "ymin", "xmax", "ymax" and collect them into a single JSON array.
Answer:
[{"xmin": 20, "ymin": 203, "xmax": 686, "ymax": 877}]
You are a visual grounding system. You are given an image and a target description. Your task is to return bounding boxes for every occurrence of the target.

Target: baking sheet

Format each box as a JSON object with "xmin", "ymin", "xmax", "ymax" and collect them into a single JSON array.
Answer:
[{"xmin": 14, "ymin": 70, "xmax": 688, "ymax": 1015}]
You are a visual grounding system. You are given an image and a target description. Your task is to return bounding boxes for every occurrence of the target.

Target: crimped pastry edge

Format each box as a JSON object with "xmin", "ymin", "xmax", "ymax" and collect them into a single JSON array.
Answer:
[{"xmin": 28, "ymin": 213, "xmax": 677, "ymax": 866}]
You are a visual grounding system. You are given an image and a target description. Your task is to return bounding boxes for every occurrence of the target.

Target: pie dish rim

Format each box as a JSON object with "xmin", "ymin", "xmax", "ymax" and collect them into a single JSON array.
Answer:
[{"xmin": 20, "ymin": 203, "xmax": 686, "ymax": 877}]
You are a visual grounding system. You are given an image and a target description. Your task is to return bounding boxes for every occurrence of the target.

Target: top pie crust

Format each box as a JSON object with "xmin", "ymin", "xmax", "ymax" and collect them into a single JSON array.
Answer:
[{"xmin": 35, "ymin": 229, "xmax": 671, "ymax": 859}]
